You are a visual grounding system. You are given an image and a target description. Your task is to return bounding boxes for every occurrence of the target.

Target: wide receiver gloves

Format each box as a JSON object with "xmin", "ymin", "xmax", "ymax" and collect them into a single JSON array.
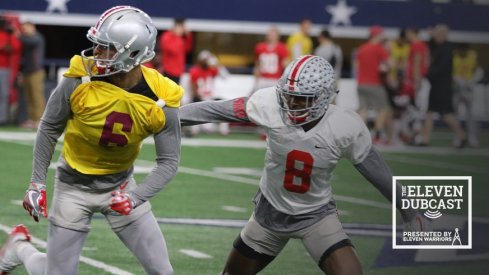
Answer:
[
  {"xmin": 23, "ymin": 182, "xmax": 48, "ymax": 222},
  {"xmin": 109, "ymin": 191, "xmax": 135, "ymax": 215},
  {"xmin": 22, "ymin": 182, "xmax": 135, "ymax": 221}
]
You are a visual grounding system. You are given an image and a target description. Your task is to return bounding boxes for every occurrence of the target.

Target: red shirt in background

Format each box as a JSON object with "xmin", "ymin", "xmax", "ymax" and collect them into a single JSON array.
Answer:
[
  {"xmin": 0, "ymin": 30, "xmax": 22, "ymax": 104},
  {"xmin": 254, "ymin": 42, "xmax": 288, "ymax": 79},
  {"xmin": 159, "ymin": 31, "xmax": 193, "ymax": 77},
  {"xmin": 403, "ymin": 40, "xmax": 429, "ymax": 97},
  {"xmin": 356, "ymin": 42, "xmax": 389, "ymax": 85},
  {"xmin": 0, "ymin": 31, "xmax": 12, "ymax": 68},
  {"xmin": 189, "ymin": 65, "xmax": 218, "ymax": 101}
]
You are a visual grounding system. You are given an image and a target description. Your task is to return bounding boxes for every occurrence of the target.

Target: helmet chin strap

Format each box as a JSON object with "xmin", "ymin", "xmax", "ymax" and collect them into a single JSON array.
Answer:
[
  {"xmin": 95, "ymin": 60, "xmax": 114, "ymax": 75},
  {"xmin": 93, "ymin": 50, "xmax": 125, "ymax": 76},
  {"xmin": 287, "ymin": 111, "xmax": 309, "ymax": 125}
]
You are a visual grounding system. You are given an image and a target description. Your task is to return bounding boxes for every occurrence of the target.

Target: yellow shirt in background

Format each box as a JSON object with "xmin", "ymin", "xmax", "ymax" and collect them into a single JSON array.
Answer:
[
  {"xmin": 453, "ymin": 50, "xmax": 477, "ymax": 81},
  {"xmin": 287, "ymin": 32, "xmax": 313, "ymax": 59}
]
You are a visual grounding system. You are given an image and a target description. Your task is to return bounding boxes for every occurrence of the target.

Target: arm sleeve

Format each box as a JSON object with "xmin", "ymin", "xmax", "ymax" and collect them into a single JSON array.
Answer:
[
  {"xmin": 31, "ymin": 77, "xmax": 78, "ymax": 183},
  {"xmin": 179, "ymin": 97, "xmax": 251, "ymax": 126},
  {"xmin": 354, "ymin": 147, "xmax": 417, "ymax": 222},
  {"xmin": 128, "ymin": 107, "xmax": 181, "ymax": 207}
]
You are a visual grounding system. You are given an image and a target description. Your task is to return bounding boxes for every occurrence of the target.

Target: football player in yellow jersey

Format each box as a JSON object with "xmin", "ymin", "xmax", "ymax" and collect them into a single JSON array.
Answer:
[
  {"xmin": 0, "ymin": 6, "xmax": 183, "ymax": 275},
  {"xmin": 453, "ymin": 43, "xmax": 483, "ymax": 147},
  {"xmin": 286, "ymin": 18, "xmax": 313, "ymax": 60}
]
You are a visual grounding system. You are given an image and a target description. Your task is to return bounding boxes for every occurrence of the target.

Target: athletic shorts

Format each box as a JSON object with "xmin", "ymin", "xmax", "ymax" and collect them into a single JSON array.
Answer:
[
  {"xmin": 358, "ymin": 85, "xmax": 389, "ymax": 111},
  {"xmin": 48, "ymin": 177, "xmax": 151, "ymax": 232},
  {"xmin": 240, "ymin": 212, "xmax": 350, "ymax": 263}
]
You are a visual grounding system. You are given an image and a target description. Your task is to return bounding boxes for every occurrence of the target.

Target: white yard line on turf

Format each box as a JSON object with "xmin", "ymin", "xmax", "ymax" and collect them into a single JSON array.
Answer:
[
  {"xmin": 0, "ymin": 224, "xmax": 134, "ymax": 275},
  {"xmin": 222, "ymin": 205, "xmax": 247, "ymax": 213},
  {"xmin": 179, "ymin": 249, "xmax": 213, "ymax": 259}
]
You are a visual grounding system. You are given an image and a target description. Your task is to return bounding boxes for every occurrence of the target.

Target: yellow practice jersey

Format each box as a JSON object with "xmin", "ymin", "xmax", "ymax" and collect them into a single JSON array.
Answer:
[
  {"xmin": 453, "ymin": 50, "xmax": 477, "ymax": 81},
  {"xmin": 388, "ymin": 41, "xmax": 410, "ymax": 79},
  {"xmin": 287, "ymin": 32, "xmax": 313, "ymax": 59},
  {"xmin": 61, "ymin": 55, "xmax": 184, "ymax": 175},
  {"xmin": 390, "ymin": 41, "xmax": 410, "ymax": 64}
]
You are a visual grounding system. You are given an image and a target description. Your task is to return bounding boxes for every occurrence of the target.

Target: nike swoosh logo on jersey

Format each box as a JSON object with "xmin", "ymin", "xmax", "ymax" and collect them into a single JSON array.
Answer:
[
  {"xmin": 314, "ymin": 145, "xmax": 328, "ymax": 149},
  {"xmin": 119, "ymin": 181, "xmax": 129, "ymax": 190}
]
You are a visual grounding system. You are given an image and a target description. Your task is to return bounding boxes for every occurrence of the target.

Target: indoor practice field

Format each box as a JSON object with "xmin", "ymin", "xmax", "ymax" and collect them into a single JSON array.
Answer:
[{"xmin": 0, "ymin": 127, "xmax": 488, "ymax": 275}]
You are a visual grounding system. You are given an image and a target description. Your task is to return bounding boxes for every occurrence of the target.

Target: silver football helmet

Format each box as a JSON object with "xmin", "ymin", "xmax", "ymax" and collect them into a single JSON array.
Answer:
[
  {"xmin": 81, "ymin": 6, "xmax": 157, "ymax": 76},
  {"xmin": 276, "ymin": 55, "xmax": 337, "ymax": 126}
]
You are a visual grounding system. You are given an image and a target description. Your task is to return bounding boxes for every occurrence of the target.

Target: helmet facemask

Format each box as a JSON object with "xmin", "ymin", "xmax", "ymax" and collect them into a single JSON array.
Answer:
[
  {"xmin": 276, "ymin": 55, "xmax": 336, "ymax": 126},
  {"xmin": 277, "ymin": 85, "xmax": 331, "ymax": 126},
  {"xmin": 81, "ymin": 41, "xmax": 122, "ymax": 76}
]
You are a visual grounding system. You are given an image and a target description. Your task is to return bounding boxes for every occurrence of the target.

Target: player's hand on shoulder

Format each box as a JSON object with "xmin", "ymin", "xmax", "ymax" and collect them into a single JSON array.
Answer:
[
  {"xmin": 23, "ymin": 182, "xmax": 48, "ymax": 222},
  {"xmin": 109, "ymin": 191, "xmax": 135, "ymax": 215}
]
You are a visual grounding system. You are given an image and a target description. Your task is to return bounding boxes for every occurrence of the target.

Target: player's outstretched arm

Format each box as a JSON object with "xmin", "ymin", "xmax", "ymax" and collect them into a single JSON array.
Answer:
[
  {"xmin": 354, "ymin": 147, "xmax": 427, "ymax": 228},
  {"xmin": 179, "ymin": 97, "xmax": 251, "ymax": 126}
]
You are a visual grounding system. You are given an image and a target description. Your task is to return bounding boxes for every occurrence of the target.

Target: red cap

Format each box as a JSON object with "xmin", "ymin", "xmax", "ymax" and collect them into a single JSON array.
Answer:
[{"xmin": 369, "ymin": 25, "xmax": 384, "ymax": 37}]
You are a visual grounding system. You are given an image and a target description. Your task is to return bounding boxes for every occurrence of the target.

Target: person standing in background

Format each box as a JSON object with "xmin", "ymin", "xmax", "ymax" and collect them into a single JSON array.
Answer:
[
  {"xmin": 403, "ymin": 27, "xmax": 429, "ymax": 105},
  {"xmin": 286, "ymin": 18, "xmax": 313, "ymax": 60},
  {"xmin": 0, "ymin": 16, "xmax": 21, "ymax": 125},
  {"xmin": 399, "ymin": 27, "xmax": 429, "ymax": 144},
  {"xmin": 253, "ymin": 26, "xmax": 288, "ymax": 92},
  {"xmin": 189, "ymin": 50, "xmax": 229, "ymax": 136},
  {"xmin": 386, "ymin": 28, "xmax": 409, "ymax": 96},
  {"xmin": 190, "ymin": 50, "xmax": 219, "ymax": 103},
  {"xmin": 159, "ymin": 17, "xmax": 193, "ymax": 84},
  {"xmin": 419, "ymin": 24, "xmax": 467, "ymax": 147},
  {"xmin": 0, "ymin": 14, "xmax": 22, "ymax": 125},
  {"xmin": 314, "ymin": 28, "xmax": 343, "ymax": 80},
  {"xmin": 18, "ymin": 21, "xmax": 45, "ymax": 129},
  {"xmin": 355, "ymin": 25, "xmax": 392, "ymax": 145},
  {"xmin": 452, "ymin": 43, "xmax": 482, "ymax": 147},
  {"xmin": 379, "ymin": 29, "xmax": 409, "ymax": 145}
]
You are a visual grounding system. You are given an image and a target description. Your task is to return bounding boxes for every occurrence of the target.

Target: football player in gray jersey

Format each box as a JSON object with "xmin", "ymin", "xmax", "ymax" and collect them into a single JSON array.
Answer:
[{"xmin": 180, "ymin": 55, "xmax": 428, "ymax": 274}]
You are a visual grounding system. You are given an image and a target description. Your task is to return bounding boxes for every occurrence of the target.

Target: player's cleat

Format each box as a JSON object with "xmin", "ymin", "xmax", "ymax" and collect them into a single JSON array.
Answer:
[{"xmin": 0, "ymin": 224, "xmax": 31, "ymax": 274}]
